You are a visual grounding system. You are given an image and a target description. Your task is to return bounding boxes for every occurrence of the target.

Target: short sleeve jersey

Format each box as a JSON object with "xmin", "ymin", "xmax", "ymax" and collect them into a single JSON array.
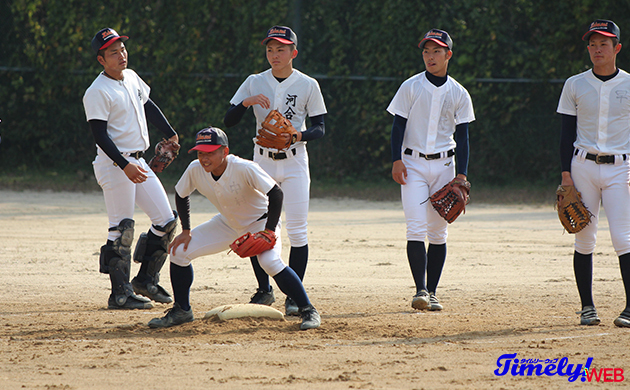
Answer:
[
  {"xmin": 387, "ymin": 72, "xmax": 475, "ymax": 154},
  {"xmin": 557, "ymin": 69, "xmax": 630, "ymax": 155},
  {"xmin": 230, "ymin": 69, "xmax": 327, "ymax": 142},
  {"xmin": 175, "ymin": 155, "xmax": 277, "ymax": 231},
  {"xmin": 83, "ymin": 69, "xmax": 151, "ymax": 152}
]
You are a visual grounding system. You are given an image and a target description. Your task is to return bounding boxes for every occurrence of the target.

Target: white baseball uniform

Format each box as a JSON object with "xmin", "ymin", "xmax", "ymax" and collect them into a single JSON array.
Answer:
[
  {"xmin": 169, "ymin": 154, "xmax": 286, "ymax": 276},
  {"xmin": 387, "ymin": 71, "xmax": 475, "ymax": 242},
  {"xmin": 83, "ymin": 69, "xmax": 174, "ymax": 241},
  {"xmin": 230, "ymin": 69, "xmax": 326, "ymax": 247},
  {"xmin": 557, "ymin": 69, "xmax": 630, "ymax": 256}
]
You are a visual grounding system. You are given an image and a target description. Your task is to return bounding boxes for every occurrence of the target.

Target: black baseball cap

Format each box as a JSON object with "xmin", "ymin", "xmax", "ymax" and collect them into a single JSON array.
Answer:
[
  {"xmin": 582, "ymin": 20, "xmax": 621, "ymax": 41},
  {"xmin": 261, "ymin": 26, "xmax": 298, "ymax": 46},
  {"xmin": 418, "ymin": 29, "xmax": 453, "ymax": 50},
  {"xmin": 189, "ymin": 127, "xmax": 229, "ymax": 153},
  {"xmin": 91, "ymin": 28, "xmax": 129, "ymax": 54}
]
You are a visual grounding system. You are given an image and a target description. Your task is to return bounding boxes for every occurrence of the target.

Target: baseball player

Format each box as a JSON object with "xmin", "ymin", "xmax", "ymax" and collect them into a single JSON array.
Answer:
[
  {"xmin": 83, "ymin": 28, "xmax": 179, "ymax": 310},
  {"xmin": 147, "ymin": 127, "xmax": 321, "ymax": 330},
  {"xmin": 557, "ymin": 20, "xmax": 630, "ymax": 328},
  {"xmin": 386, "ymin": 29, "xmax": 474, "ymax": 311},
  {"xmin": 223, "ymin": 26, "xmax": 327, "ymax": 316}
]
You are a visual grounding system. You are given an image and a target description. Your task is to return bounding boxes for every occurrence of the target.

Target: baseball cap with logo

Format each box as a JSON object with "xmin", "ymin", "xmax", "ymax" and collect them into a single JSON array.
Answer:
[
  {"xmin": 188, "ymin": 127, "xmax": 229, "ymax": 153},
  {"xmin": 418, "ymin": 29, "xmax": 453, "ymax": 50},
  {"xmin": 261, "ymin": 26, "xmax": 298, "ymax": 46},
  {"xmin": 582, "ymin": 19, "xmax": 621, "ymax": 41},
  {"xmin": 91, "ymin": 28, "xmax": 129, "ymax": 54}
]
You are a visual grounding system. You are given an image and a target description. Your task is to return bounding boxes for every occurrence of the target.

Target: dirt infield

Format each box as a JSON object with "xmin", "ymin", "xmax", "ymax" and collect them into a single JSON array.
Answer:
[{"xmin": 0, "ymin": 190, "xmax": 628, "ymax": 389}]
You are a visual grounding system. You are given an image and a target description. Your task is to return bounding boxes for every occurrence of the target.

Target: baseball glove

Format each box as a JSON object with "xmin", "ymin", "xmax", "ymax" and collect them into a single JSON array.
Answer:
[
  {"xmin": 429, "ymin": 178, "xmax": 471, "ymax": 224},
  {"xmin": 148, "ymin": 139, "xmax": 180, "ymax": 173},
  {"xmin": 229, "ymin": 230, "xmax": 277, "ymax": 258},
  {"xmin": 556, "ymin": 185, "xmax": 592, "ymax": 233},
  {"xmin": 256, "ymin": 110, "xmax": 298, "ymax": 150}
]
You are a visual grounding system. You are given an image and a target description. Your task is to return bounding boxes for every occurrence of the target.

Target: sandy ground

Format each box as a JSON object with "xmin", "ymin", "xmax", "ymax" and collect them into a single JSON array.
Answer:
[{"xmin": 0, "ymin": 189, "xmax": 629, "ymax": 389}]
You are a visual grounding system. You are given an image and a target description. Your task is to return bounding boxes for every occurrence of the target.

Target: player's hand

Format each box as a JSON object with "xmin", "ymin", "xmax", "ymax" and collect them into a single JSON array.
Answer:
[
  {"xmin": 168, "ymin": 134, "xmax": 179, "ymax": 144},
  {"xmin": 169, "ymin": 230, "xmax": 192, "ymax": 256},
  {"xmin": 123, "ymin": 163, "xmax": 148, "ymax": 184},
  {"xmin": 243, "ymin": 94, "xmax": 270, "ymax": 109},
  {"xmin": 392, "ymin": 160, "xmax": 408, "ymax": 185},
  {"xmin": 558, "ymin": 172, "xmax": 574, "ymax": 202}
]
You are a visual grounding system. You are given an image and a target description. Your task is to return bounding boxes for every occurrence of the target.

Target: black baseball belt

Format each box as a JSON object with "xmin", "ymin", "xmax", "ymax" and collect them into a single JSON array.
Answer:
[
  {"xmin": 404, "ymin": 148, "xmax": 455, "ymax": 160},
  {"xmin": 575, "ymin": 149, "xmax": 627, "ymax": 164},
  {"xmin": 259, "ymin": 147, "xmax": 297, "ymax": 160}
]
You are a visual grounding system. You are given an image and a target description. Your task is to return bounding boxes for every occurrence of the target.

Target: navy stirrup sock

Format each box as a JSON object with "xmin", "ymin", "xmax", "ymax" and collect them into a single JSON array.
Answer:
[
  {"xmin": 273, "ymin": 267, "xmax": 310, "ymax": 308},
  {"xmin": 427, "ymin": 243, "xmax": 446, "ymax": 293},
  {"xmin": 289, "ymin": 244, "xmax": 309, "ymax": 281},
  {"xmin": 407, "ymin": 241, "xmax": 427, "ymax": 293},
  {"xmin": 250, "ymin": 256, "xmax": 271, "ymax": 291},
  {"xmin": 574, "ymin": 251, "xmax": 594, "ymax": 308},
  {"xmin": 170, "ymin": 262, "xmax": 193, "ymax": 311}
]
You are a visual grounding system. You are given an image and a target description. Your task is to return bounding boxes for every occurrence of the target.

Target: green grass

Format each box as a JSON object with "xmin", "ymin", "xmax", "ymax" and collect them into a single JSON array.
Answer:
[{"xmin": 0, "ymin": 170, "xmax": 556, "ymax": 205}]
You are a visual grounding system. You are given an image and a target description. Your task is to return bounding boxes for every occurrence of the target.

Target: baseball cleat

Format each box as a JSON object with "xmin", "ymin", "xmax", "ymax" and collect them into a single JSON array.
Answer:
[
  {"xmin": 132, "ymin": 278, "xmax": 173, "ymax": 304},
  {"xmin": 107, "ymin": 293, "xmax": 154, "ymax": 310},
  {"xmin": 428, "ymin": 292, "xmax": 443, "ymax": 311},
  {"xmin": 411, "ymin": 290, "xmax": 430, "ymax": 310},
  {"xmin": 576, "ymin": 306, "xmax": 600, "ymax": 325},
  {"xmin": 148, "ymin": 303, "xmax": 194, "ymax": 328},
  {"xmin": 249, "ymin": 286, "xmax": 275, "ymax": 306},
  {"xmin": 285, "ymin": 297, "xmax": 299, "ymax": 316},
  {"xmin": 299, "ymin": 305, "xmax": 321, "ymax": 330},
  {"xmin": 613, "ymin": 308, "xmax": 630, "ymax": 328}
]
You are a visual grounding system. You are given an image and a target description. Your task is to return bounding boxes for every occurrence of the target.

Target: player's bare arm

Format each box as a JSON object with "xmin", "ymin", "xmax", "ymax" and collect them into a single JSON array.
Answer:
[
  {"xmin": 169, "ymin": 230, "xmax": 191, "ymax": 256},
  {"xmin": 123, "ymin": 163, "xmax": 148, "ymax": 183},
  {"xmin": 243, "ymin": 94, "xmax": 270, "ymax": 109},
  {"xmin": 392, "ymin": 160, "xmax": 408, "ymax": 185}
]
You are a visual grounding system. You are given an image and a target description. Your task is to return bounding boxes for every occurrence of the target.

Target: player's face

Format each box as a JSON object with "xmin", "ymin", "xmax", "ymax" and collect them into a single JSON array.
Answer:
[
  {"xmin": 587, "ymin": 34, "xmax": 621, "ymax": 72},
  {"xmin": 97, "ymin": 40, "xmax": 128, "ymax": 75},
  {"xmin": 197, "ymin": 147, "xmax": 229, "ymax": 175},
  {"xmin": 422, "ymin": 41, "xmax": 452, "ymax": 77},
  {"xmin": 266, "ymin": 40, "xmax": 297, "ymax": 78}
]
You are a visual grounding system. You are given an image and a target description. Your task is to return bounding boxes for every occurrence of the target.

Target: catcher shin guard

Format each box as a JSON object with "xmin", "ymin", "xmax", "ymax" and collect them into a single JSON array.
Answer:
[
  {"xmin": 106, "ymin": 219, "xmax": 140, "ymax": 306},
  {"xmin": 132, "ymin": 214, "xmax": 178, "ymax": 303},
  {"xmin": 110, "ymin": 218, "xmax": 135, "ymax": 262}
]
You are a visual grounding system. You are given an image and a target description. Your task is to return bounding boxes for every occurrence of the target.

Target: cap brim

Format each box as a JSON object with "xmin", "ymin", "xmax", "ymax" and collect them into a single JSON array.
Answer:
[
  {"xmin": 262, "ymin": 37, "xmax": 294, "ymax": 45},
  {"xmin": 99, "ymin": 36, "xmax": 129, "ymax": 51},
  {"xmin": 419, "ymin": 38, "xmax": 449, "ymax": 49},
  {"xmin": 582, "ymin": 30, "xmax": 617, "ymax": 41},
  {"xmin": 189, "ymin": 144, "xmax": 222, "ymax": 153}
]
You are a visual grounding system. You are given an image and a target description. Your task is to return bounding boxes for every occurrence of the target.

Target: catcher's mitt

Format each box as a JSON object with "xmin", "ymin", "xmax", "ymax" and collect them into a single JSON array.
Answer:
[
  {"xmin": 229, "ymin": 230, "xmax": 277, "ymax": 258},
  {"xmin": 148, "ymin": 139, "xmax": 180, "ymax": 173},
  {"xmin": 256, "ymin": 110, "xmax": 298, "ymax": 150},
  {"xmin": 556, "ymin": 185, "xmax": 592, "ymax": 233},
  {"xmin": 429, "ymin": 178, "xmax": 471, "ymax": 224}
]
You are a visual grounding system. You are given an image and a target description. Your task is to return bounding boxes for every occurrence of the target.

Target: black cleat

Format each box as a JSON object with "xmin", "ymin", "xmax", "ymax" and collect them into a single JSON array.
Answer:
[
  {"xmin": 299, "ymin": 304, "xmax": 321, "ymax": 330},
  {"xmin": 148, "ymin": 303, "xmax": 194, "ymax": 328},
  {"xmin": 249, "ymin": 287, "xmax": 276, "ymax": 306}
]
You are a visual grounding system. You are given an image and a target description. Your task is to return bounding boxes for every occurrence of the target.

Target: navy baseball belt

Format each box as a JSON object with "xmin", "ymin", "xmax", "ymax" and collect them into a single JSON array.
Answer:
[
  {"xmin": 259, "ymin": 147, "xmax": 297, "ymax": 160},
  {"xmin": 576, "ymin": 149, "xmax": 627, "ymax": 164},
  {"xmin": 404, "ymin": 148, "xmax": 455, "ymax": 160}
]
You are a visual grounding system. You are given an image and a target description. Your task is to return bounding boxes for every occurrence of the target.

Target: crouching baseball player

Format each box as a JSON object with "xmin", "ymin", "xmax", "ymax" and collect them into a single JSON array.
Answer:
[
  {"xmin": 148, "ymin": 127, "xmax": 321, "ymax": 330},
  {"xmin": 83, "ymin": 28, "xmax": 179, "ymax": 310}
]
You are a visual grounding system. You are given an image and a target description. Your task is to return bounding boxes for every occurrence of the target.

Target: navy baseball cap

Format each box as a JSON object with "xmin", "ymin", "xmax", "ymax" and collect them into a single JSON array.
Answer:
[
  {"xmin": 189, "ymin": 127, "xmax": 229, "ymax": 153},
  {"xmin": 419, "ymin": 29, "xmax": 453, "ymax": 50},
  {"xmin": 91, "ymin": 28, "xmax": 129, "ymax": 54},
  {"xmin": 582, "ymin": 20, "xmax": 620, "ymax": 41},
  {"xmin": 262, "ymin": 26, "xmax": 298, "ymax": 46}
]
